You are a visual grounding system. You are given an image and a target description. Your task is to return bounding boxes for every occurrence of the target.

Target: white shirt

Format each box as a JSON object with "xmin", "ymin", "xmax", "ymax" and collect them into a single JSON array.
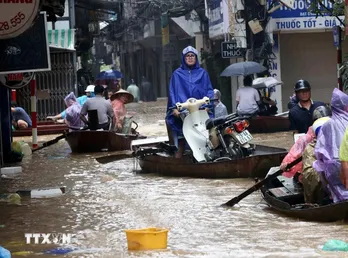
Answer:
[{"xmin": 236, "ymin": 86, "xmax": 260, "ymax": 115}]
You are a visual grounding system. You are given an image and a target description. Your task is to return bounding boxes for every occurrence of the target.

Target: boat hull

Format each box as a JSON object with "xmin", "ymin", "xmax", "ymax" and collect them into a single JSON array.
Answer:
[
  {"xmin": 261, "ymin": 174, "xmax": 348, "ymax": 222},
  {"xmin": 248, "ymin": 116, "xmax": 290, "ymax": 134},
  {"xmin": 137, "ymin": 145, "xmax": 287, "ymax": 179},
  {"xmin": 66, "ymin": 131, "xmax": 138, "ymax": 153},
  {"xmin": 12, "ymin": 121, "xmax": 68, "ymax": 137}
]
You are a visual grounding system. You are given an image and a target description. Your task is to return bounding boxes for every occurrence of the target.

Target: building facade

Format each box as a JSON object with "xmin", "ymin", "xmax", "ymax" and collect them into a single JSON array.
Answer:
[{"xmin": 269, "ymin": 2, "xmax": 345, "ymax": 111}]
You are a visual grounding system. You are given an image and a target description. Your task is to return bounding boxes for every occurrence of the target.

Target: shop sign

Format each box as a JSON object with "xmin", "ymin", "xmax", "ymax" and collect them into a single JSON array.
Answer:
[
  {"xmin": 0, "ymin": 72, "xmax": 34, "ymax": 89},
  {"xmin": 221, "ymin": 41, "xmax": 245, "ymax": 58},
  {"xmin": 268, "ymin": 0, "xmax": 344, "ymax": 31},
  {"xmin": 0, "ymin": 0, "xmax": 40, "ymax": 39},
  {"xmin": 208, "ymin": 0, "xmax": 224, "ymax": 38},
  {"xmin": 0, "ymin": 12, "xmax": 51, "ymax": 74}
]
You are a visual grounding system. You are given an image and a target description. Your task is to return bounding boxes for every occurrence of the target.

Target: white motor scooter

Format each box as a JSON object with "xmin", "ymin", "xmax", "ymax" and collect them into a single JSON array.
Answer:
[
  {"xmin": 175, "ymin": 97, "xmax": 254, "ymax": 163},
  {"xmin": 176, "ymin": 97, "xmax": 211, "ymax": 162}
]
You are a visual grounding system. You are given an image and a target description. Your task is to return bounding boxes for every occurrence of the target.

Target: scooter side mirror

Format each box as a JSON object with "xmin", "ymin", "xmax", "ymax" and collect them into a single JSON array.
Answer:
[{"xmin": 176, "ymin": 102, "xmax": 183, "ymax": 111}]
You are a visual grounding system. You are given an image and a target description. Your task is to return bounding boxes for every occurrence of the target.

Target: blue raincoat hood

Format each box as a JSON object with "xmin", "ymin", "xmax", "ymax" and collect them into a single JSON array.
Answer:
[
  {"xmin": 181, "ymin": 46, "xmax": 200, "ymax": 70},
  {"xmin": 166, "ymin": 46, "xmax": 214, "ymax": 133}
]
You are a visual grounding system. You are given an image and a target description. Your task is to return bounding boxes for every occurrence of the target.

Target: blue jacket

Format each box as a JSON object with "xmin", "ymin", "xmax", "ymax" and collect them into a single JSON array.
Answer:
[{"xmin": 166, "ymin": 47, "xmax": 214, "ymax": 133}]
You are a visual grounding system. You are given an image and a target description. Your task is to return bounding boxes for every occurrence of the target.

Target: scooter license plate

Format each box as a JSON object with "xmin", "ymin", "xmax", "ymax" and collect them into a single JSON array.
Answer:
[{"xmin": 235, "ymin": 130, "xmax": 253, "ymax": 145}]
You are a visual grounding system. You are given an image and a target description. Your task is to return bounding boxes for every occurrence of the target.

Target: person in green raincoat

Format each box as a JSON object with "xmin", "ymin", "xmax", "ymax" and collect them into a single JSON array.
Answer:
[{"xmin": 126, "ymin": 79, "xmax": 140, "ymax": 102}]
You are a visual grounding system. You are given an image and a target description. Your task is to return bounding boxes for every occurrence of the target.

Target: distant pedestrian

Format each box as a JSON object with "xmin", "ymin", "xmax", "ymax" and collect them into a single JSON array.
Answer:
[
  {"xmin": 141, "ymin": 76, "xmax": 156, "ymax": 102},
  {"xmin": 126, "ymin": 79, "xmax": 140, "ymax": 102},
  {"xmin": 213, "ymin": 89, "xmax": 228, "ymax": 118}
]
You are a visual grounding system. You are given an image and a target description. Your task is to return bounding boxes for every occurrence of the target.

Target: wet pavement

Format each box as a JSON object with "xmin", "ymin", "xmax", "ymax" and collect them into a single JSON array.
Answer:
[{"xmin": 1, "ymin": 99, "xmax": 348, "ymax": 258}]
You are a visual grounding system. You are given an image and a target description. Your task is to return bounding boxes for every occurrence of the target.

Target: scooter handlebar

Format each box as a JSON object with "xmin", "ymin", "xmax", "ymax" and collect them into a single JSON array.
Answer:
[{"xmin": 168, "ymin": 97, "xmax": 217, "ymax": 111}]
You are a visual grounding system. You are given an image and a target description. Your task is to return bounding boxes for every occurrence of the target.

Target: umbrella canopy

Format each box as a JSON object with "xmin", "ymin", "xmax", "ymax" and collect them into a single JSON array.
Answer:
[
  {"xmin": 96, "ymin": 69, "xmax": 123, "ymax": 80},
  {"xmin": 252, "ymin": 77, "xmax": 283, "ymax": 89},
  {"xmin": 220, "ymin": 61, "xmax": 267, "ymax": 77}
]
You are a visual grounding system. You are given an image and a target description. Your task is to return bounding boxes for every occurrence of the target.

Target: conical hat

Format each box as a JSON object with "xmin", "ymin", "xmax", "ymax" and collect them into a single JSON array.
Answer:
[{"xmin": 110, "ymin": 89, "xmax": 134, "ymax": 104}]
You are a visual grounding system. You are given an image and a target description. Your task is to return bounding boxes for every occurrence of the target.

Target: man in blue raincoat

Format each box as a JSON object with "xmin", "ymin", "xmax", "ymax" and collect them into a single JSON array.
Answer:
[{"xmin": 166, "ymin": 46, "xmax": 214, "ymax": 158}]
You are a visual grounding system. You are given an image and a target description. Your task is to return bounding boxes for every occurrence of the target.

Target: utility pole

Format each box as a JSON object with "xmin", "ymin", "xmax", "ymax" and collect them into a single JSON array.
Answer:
[{"xmin": 333, "ymin": 26, "xmax": 343, "ymax": 91}]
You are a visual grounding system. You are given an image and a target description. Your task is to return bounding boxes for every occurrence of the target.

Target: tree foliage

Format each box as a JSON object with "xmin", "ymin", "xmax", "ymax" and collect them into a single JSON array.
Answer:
[{"xmin": 307, "ymin": 0, "xmax": 345, "ymax": 26}]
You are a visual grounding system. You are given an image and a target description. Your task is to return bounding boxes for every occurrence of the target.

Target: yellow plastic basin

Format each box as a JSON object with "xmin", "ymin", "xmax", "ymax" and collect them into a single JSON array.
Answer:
[{"xmin": 124, "ymin": 227, "xmax": 169, "ymax": 250}]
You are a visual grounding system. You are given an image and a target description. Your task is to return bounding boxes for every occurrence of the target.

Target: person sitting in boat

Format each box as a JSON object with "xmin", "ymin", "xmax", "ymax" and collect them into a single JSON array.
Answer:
[
  {"xmin": 288, "ymin": 94, "xmax": 299, "ymax": 110},
  {"xmin": 280, "ymin": 105, "xmax": 332, "ymax": 179},
  {"xmin": 302, "ymin": 116, "xmax": 331, "ymax": 204},
  {"xmin": 288, "ymin": 80, "xmax": 326, "ymax": 133},
  {"xmin": 236, "ymin": 76, "xmax": 261, "ymax": 117},
  {"xmin": 47, "ymin": 85, "xmax": 95, "ymax": 122},
  {"xmin": 11, "ymin": 101, "xmax": 32, "ymax": 129},
  {"xmin": 339, "ymin": 128, "xmax": 348, "ymax": 189},
  {"xmin": 258, "ymin": 86, "xmax": 278, "ymax": 116},
  {"xmin": 166, "ymin": 45, "xmax": 214, "ymax": 158},
  {"xmin": 80, "ymin": 85, "xmax": 114, "ymax": 130},
  {"xmin": 313, "ymin": 88, "xmax": 348, "ymax": 203},
  {"xmin": 64, "ymin": 92, "xmax": 84, "ymax": 131},
  {"xmin": 110, "ymin": 89, "xmax": 134, "ymax": 133},
  {"xmin": 107, "ymin": 87, "xmax": 114, "ymax": 101},
  {"xmin": 213, "ymin": 89, "xmax": 228, "ymax": 118}
]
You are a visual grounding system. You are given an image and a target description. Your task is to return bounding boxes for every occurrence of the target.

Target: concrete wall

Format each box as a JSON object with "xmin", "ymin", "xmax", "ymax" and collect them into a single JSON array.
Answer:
[{"xmin": 280, "ymin": 32, "xmax": 348, "ymax": 110}]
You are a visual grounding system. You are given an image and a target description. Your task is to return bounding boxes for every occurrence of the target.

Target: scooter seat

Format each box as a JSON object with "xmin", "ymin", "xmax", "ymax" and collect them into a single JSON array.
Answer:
[{"xmin": 205, "ymin": 117, "xmax": 227, "ymax": 130}]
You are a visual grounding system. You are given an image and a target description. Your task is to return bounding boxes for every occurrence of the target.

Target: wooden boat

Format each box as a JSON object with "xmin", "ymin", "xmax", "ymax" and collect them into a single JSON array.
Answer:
[
  {"xmin": 261, "ymin": 170, "xmax": 348, "ymax": 222},
  {"xmin": 165, "ymin": 116, "xmax": 290, "ymax": 144},
  {"xmin": 137, "ymin": 145, "xmax": 287, "ymax": 179},
  {"xmin": 66, "ymin": 130, "xmax": 139, "ymax": 153},
  {"xmin": 247, "ymin": 116, "xmax": 290, "ymax": 134},
  {"xmin": 12, "ymin": 121, "xmax": 68, "ymax": 137}
]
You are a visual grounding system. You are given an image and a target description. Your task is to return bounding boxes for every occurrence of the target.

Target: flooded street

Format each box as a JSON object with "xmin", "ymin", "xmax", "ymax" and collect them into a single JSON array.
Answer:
[{"xmin": 1, "ymin": 99, "xmax": 348, "ymax": 257}]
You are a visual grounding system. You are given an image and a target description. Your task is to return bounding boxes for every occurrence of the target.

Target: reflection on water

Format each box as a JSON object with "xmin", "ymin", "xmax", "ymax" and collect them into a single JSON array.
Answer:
[{"xmin": 0, "ymin": 134, "xmax": 348, "ymax": 258}]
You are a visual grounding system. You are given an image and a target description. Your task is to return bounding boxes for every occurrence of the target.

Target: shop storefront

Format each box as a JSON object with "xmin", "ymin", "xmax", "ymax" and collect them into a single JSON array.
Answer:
[{"xmin": 270, "ymin": 2, "xmax": 346, "ymax": 110}]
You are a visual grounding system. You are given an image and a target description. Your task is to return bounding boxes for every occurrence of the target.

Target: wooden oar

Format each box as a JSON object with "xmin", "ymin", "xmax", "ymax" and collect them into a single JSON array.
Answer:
[
  {"xmin": 96, "ymin": 141, "xmax": 177, "ymax": 164},
  {"xmin": 32, "ymin": 134, "xmax": 66, "ymax": 153},
  {"xmin": 222, "ymin": 156, "xmax": 303, "ymax": 207},
  {"xmin": 96, "ymin": 151, "xmax": 135, "ymax": 164}
]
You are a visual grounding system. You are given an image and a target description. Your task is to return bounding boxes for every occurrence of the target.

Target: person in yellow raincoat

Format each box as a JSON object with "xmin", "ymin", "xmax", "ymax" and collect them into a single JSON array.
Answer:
[{"xmin": 339, "ymin": 129, "xmax": 348, "ymax": 189}]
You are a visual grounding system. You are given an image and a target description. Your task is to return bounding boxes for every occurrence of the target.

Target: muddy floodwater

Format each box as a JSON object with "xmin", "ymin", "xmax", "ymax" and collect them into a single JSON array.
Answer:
[{"xmin": 1, "ymin": 99, "xmax": 348, "ymax": 258}]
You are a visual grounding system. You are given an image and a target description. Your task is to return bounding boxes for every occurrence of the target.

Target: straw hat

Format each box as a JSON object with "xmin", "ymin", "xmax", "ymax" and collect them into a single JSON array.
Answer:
[{"xmin": 110, "ymin": 89, "xmax": 134, "ymax": 103}]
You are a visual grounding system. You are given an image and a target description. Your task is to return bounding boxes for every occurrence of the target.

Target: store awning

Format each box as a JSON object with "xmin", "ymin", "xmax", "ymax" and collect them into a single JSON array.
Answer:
[{"xmin": 48, "ymin": 29, "xmax": 75, "ymax": 51}]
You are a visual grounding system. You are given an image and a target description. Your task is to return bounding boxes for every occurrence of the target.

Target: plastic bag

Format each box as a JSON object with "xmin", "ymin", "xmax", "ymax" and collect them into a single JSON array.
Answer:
[
  {"xmin": 322, "ymin": 239, "xmax": 348, "ymax": 252},
  {"xmin": 0, "ymin": 246, "xmax": 11, "ymax": 258}
]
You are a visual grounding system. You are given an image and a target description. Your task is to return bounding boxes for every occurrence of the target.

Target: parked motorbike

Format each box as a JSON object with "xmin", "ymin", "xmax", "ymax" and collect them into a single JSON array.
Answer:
[{"xmin": 171, "ymin": 97, "xmax": 255, "ymax": 163}]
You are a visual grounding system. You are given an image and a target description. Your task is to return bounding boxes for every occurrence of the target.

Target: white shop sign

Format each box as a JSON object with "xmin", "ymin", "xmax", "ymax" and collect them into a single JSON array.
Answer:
[{"xmin": 0, "ymin": 0, "xmax": 40, "ymax": 39}]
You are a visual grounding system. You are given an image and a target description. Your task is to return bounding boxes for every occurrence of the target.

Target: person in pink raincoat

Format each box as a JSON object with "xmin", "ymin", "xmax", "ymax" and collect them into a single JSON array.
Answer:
[
  {"xmin": 109, "ymin": 89, "xmax": 134, "ymax": 132},
  {"xmin": 64, "ymin": 92, "xmax": 84, "ymax": 130},
  {"xmin": 280, "ymin": 105, "xmax": 332, "ymax": 179}
]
